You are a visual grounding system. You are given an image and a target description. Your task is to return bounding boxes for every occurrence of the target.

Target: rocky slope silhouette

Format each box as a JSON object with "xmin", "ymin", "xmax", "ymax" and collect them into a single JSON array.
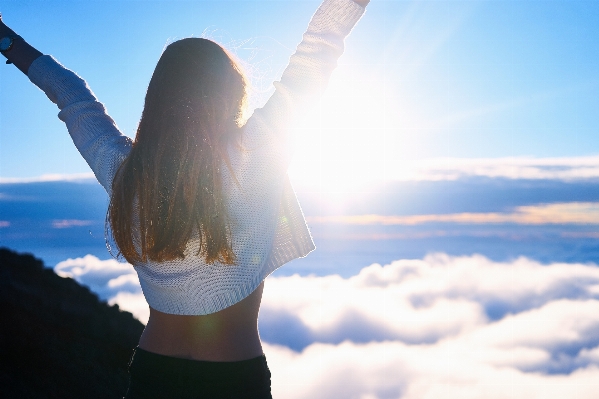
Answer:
[{"xmin": 0, "ymin": 248, "xmax": 144, "ymax": 399}]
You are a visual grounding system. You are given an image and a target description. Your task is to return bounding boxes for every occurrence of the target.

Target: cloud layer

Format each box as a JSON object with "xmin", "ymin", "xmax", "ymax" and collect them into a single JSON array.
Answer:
[
  {"xmin": 263, "ymin": 337, "xmax": 599, "ymax": 399},
  {"xmin": 5, "ymin": 155, "xmax": 599, "ymax": 185},
  {"xmin": 386, "ymin": 156, "xmax": 599, "ymax": 182},
  {"xmin": 0, "ymin": 173, "xmax": 95, "ymax": 184},
  {"xmin": 289, "ymin": 155, "xmax": 599, "ymax": 186},
  {"xmin": 307, "ymin": 202, "xmax": 599, "ymax": 225},
  {"xmin": 260, "ymin": 254, "xmax": 599, "ymax": 347},
  {"xmin": 55, "ymin": 253, "xmax": 599, "ymax": 398},
  {"xmin": 260, "ymin": 255, "xmax": 599, "ymax": 398}
]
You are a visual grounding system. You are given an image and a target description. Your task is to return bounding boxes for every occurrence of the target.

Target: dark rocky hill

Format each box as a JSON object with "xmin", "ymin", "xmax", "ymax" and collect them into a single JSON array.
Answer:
[{"xmin": 0, "ymin": 248, "xmax": 144, "ymax": 399}]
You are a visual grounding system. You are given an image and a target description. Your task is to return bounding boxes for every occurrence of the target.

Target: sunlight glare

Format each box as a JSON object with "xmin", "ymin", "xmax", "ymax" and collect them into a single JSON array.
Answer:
[{"xmin": 288, "ymin": 67, "xmax": 398, "ymax": 190}]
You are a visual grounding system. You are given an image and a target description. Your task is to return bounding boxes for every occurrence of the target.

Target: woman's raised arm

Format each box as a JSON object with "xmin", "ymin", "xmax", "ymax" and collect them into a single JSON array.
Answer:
[
  {"xmin": 0, "ymin": 14, "xmax": 132, "ymax": 193},
  {"xmin": 0, "ymin": 15, "xmax": 43, "ymax": 75},
  {"xmin": 251, "ymin": 0, "xmax": 368, "ymax": 163}
]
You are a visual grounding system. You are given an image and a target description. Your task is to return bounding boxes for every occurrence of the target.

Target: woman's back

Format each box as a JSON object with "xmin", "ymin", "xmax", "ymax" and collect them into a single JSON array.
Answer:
[{"xmin": 139, "ymin": 282, "xmax": 264, "ymax": 361}]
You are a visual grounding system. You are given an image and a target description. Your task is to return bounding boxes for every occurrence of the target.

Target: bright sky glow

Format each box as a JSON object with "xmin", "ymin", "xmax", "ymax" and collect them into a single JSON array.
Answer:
[{"xmin": 289, "ymin": 66, "xmax": 398, "ymax": 188}]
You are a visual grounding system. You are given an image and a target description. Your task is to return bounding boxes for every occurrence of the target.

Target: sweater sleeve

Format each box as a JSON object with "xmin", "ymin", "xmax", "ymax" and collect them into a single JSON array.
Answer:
[
  {"xmin": 28, "ymin": 56, "xmax": 133, "ymax": 194},
  {"xmin": 251, "ymin": 0, "xmax": 365, "ymax": 163}
]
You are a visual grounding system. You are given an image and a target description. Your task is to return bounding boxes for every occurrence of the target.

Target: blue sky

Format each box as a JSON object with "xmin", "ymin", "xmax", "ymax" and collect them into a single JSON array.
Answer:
[{"xmin": 1, "ymin": 0, "xmax": 599, "ymax": 179}]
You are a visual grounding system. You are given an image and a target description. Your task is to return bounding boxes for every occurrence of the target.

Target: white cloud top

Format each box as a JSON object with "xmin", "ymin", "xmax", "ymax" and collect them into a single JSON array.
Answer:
[
  {"xmin": 55, "ymin": 253, "xmax": 599, "ymax": 398},
  {"xmin": 55, "ymin": 255, "xmax": 141, "ymax": 304},
  {"xmin": 261, "ymin": 254, "xmax": 599, "ymax": 398}
]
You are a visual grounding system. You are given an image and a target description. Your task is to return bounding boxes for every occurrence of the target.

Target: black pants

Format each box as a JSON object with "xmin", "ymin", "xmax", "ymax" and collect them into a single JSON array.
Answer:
[{"xmin": 125, "ymin": 347, "xmax": 273, "ymax": 399}]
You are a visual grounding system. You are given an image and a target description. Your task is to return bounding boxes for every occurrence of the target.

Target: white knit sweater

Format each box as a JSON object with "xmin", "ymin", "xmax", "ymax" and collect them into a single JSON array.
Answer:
[{"xmin": 29, "ymin": 0, "xmax": 365, "ymax": 315}]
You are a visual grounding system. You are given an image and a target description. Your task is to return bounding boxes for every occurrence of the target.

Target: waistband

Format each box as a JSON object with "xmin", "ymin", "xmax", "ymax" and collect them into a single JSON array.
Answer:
[
  {"xmin": 126, "ymin": 347, "xmax": 272, "ymax": 399},
  {"xmin": 130, "ymin": 347, "xmax": 268, "ymax": 375}
]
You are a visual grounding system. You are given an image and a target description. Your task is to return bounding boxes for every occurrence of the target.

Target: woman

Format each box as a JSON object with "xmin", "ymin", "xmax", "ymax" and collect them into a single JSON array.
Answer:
[{"xmin": 0, "ymin": 0, "xmax": 367, "ymax": 397}]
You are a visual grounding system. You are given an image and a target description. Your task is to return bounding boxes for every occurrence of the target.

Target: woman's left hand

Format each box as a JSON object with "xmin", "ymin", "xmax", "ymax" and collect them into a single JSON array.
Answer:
[
  {"xmin": 352, "ymin": 0, "xmax": 370, "ymax": 7},
  {"xmin": 0, "ymin": 15, "xmax": 44, "ymax": 75}
]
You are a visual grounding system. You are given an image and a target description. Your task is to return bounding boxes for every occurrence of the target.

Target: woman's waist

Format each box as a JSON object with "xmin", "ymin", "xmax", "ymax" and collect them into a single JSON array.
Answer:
[
  {"xmin": 138, "ymin": 282, "xmax": 265, "ymax": 362},
  {"xmin": 138, "ymin": 319, "xmax": 263, "ymax": 362}
]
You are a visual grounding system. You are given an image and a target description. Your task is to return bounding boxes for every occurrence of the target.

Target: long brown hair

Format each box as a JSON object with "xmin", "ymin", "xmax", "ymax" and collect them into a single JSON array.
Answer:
[{"xmin": 108, "ymin": 38, "xmax": 247, "ymax": 265}]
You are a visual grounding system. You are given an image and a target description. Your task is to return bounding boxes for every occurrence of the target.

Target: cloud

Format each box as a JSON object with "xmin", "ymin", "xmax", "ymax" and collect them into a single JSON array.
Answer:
[
  {"xmin": 264, "ymin": 338, "xmax": 599, "ymax": 399},
  {"xmin": 108, "ymin": 292, "xmax": 149, "ymax": 324},
  {"xmin": 54, "ymin": 255, "xmax": 149, "ymax": 323},
  {"xmin": 55, "ymin": 252, "xmax": 599, "ymax": 398},
  {"xmin": 51, "ymin": 219, "xmax": 95, "ymax": 229},
  {"xmin": 383, "ymin": 156, "xmax": 599, "ymax": 182},
  {"xmin": 0, "ymin": 173, "xmax": 96, "ymax": 184},
  {"xmin": 258, "ymin": 255, "xmax": 599, "ymax": 397},
  {"xmin": 55, "ymin": 255, "xmax": 140, "ymax": 299},
  {"xmin": 4, "ymin": 156, "xmax": 599, "ymax": 186},
  {"xmin": 260, "ymin": 254, "xmax": 599, "ymax": 399},
  {"xmin": 0, "ymin": 221, "xmax": 9, "ymax": 228},
  {"xmin": 260, "ymin": 254, "xmax": 599, "ymax": 349},
  {"xmin": 306, "ymin": 202, "xmax": 599, "ymax": 226},
  {"xmin": 288, "ymin": 155, "xmax": 599, "ymax": 188}
]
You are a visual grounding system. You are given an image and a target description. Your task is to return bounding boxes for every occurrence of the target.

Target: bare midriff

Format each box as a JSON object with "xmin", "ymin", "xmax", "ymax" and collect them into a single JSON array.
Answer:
[{"xmin": 138, "ymin": 281, "xmax": 264, "ymax": 362}]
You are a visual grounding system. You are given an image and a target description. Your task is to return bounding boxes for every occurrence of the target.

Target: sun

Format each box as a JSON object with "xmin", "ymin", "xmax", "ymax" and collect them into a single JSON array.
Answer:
[{"xmin": 288, "ymin": 67, "xmax": 399, "ymax": 191}]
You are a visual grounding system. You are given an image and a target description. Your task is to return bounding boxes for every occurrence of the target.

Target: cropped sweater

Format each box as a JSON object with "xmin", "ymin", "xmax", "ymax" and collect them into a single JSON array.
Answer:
[{"xmin": 28, "ymin": 0, "xmax": 365, "ymax": 315}]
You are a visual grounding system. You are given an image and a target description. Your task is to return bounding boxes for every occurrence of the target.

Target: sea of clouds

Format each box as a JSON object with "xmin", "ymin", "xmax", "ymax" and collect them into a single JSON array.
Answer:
[
  {"xmin": 5, "ymin": 155, "xmax": 599, "ymax": 397},
  {"xmin": 55, "ymin": 253, "xmax": 599, "ymax": 399}
]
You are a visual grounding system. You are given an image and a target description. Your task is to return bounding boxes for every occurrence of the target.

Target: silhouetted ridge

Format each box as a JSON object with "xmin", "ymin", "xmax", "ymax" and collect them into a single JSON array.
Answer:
[{"xmin": 0, "ymin": 248, "xmax": 144, "ymax": 399}]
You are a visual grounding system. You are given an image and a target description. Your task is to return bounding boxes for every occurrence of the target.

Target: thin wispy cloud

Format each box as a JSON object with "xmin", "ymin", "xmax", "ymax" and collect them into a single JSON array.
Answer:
[
  {"xmin": 384, "ymin": 156, "xmax": 599, "ymax": 182},
  {"xmin": 51, "ymin": 219, "xmax": 95, "ymax": 229},
  {"xmin": 307, "ymin": 202, "xmax": 599, "ymax": 226},
  {"xmin": 3, "ymin": 156, "xmax": 599, "ymax": 185},
  {"xmin": 289, "ymin": 155, "xmax": 599, "ymax": 186},
  {"xmin": 381, "ymin": 1, "xmax": 474, "ymax": 77},
  {"xmin": 0, "ymin": 173, "xmax": 95, "ymax": 184},
  {"xmin": 425, "ymin": 79, "xmax": 599, "ymax": 132}
]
